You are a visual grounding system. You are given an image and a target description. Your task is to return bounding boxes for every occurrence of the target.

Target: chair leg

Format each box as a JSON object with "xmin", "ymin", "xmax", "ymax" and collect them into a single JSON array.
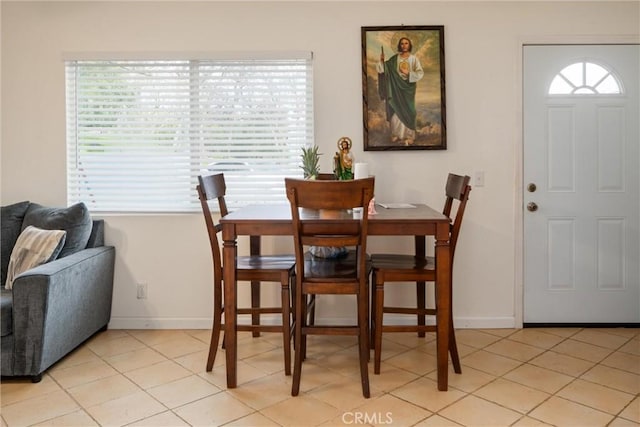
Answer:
[
  {"xmin": 417, "ymin": 281, "xmax": 426, "ymax": 338},
  {"xmin": 206, "ymin": 282, "xmax": 224, "ymax": 372},
  {"xmin": 291, "ymin": 284, "xmax": 304, "ymax": 396},
  {"xmin": 281, "ymin": 273, "xmax": 292, "ymax": 376},
  {"xmin": 369, "ymin": 271, "xmax": 377, "ymax": 350},
  {"xmin": 308, "ymin": 295, "xmax": 316, "ymax": 327},
  {"xmin": 449, "ymin": 314, "xmax": 462, "ymax": 374},
  {"xmin": 291, "ymin": 277, "xmax": 298, "ymax": 349},
  {"xmin": 301, "ymin": 293, "xmax": 314, "ymax": 360},
  {"xmin": 358, "ymin": 291, "xmax": 370, "ymax": 398},
  {"xmin": 447, "ymin": 275, "xmax": 461, "ymax": 374},
  {"xmin": 373, "ymin": 278, "xmax": 384, "ymax": 375},
  {"xmin": 365, "ymin": 277, "xmax": 370, "ymax": 362},
  {"xmin": 301, "ymin": 294, "xmax": 309, "ymax": 361},
  {"xmin": 251, "ymin": 280, "xmax": 261, "ymax": 337}
]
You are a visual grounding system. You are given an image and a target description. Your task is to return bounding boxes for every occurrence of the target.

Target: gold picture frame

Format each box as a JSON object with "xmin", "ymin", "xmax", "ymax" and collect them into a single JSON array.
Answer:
[{"xmin": 361, "ymin": 25, "xmax": 446, "ymax": 151}]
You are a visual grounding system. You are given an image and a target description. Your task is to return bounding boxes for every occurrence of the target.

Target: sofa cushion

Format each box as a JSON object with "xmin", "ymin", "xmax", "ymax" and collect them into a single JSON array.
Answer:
[
  {"xmin": 1, "ymin": 201, "xmax": 31, "ymax": 287},
  {"xmin": 5, "ymin": 226, "xmax": 67, "ymax": 290},
  {"xmin": 22, "ymin": 202, "xmax": 92, "ymax": 258},
  {"xmin": 0, "ymin": 288, "xmax": 12, "ymax": 336},
  {"xmin": 86, "ymin": 220, "xmax": 105, "ymax": 249}
]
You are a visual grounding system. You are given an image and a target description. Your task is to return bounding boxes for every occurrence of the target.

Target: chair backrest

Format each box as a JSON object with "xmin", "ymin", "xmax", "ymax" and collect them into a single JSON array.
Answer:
[
  {"xmin": 197, "ymin": 173, "xmax": 228, "ymax": 284},
  {"xmin": 443, "ymin": 174, "xmax": 472, "ymax": 261},
  {"xmin": 285, "ymin": 177, "xmax": 375, "ymax": 281}
]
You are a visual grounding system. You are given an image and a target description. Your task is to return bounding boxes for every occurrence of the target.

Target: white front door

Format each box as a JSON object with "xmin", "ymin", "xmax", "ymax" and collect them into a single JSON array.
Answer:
[{"xmin": 524, "ymin": 45, "xmax": 639, "ymax": 324}]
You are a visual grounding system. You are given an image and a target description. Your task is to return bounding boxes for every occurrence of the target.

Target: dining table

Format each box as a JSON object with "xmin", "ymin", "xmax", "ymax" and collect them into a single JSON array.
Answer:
[{"xmin": 220, "ymin": 202, "xmax": 452, "ymax": 391}]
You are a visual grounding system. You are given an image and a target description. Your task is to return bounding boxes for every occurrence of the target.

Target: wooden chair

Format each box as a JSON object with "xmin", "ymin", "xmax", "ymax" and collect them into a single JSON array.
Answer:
[
  {"xmin": 285, "ymin": 177, "xmax": 375, "ymax": 398},
  {"xmin": 370, "ymin": 173, "xmax": 471, "ymax": 375},
  {"xmin": 197, "ymin": 173, "xmax": 295, "ymax": 375}
]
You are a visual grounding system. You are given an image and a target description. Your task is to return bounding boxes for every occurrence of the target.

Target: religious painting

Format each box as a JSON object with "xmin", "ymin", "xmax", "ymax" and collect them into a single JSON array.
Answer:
[{"xmin": 361, "ymin": 26, "xmax": 446, "ymax": 151}]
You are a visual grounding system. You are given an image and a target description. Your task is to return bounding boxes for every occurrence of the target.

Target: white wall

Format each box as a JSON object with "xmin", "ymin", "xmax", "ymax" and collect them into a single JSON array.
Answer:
[{"xmin": 2, "ymin": 1, "xmax": 638, "ymax": 329}]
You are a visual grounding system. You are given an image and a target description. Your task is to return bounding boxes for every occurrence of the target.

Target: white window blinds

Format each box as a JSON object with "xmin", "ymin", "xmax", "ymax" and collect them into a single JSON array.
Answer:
[{"xmin": 65, "ymin": 56, "xmax": 313, "ymax": 212}]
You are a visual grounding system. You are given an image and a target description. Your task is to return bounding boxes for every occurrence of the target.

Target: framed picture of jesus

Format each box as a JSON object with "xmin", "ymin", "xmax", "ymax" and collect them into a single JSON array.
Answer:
[{"xmin": 361, "ymin": 25, "xmax": 446, "ymax": 151}]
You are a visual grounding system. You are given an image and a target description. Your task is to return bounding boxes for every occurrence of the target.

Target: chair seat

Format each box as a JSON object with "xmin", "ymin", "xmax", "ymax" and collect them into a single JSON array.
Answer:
[
  {"xmin": 237, "ymin": 255, "xmax": 296, "ymax": 272},
  {"xmin": 304, "ymin": 251, "xmax": 370, "ymax": 279},
  {"xmin": 371, "ymin": 254, "xmax": 435, "ymax": 271}
]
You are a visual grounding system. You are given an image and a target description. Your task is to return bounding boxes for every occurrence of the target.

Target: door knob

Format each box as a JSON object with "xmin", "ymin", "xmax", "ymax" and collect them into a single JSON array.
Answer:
[
  {"xmin": 527, "ymin": 183, "xmax": 537, "ymax": 192},
  {"xmin": 527, "ymin": 202, "xmax": 538, "ymax": 212}
]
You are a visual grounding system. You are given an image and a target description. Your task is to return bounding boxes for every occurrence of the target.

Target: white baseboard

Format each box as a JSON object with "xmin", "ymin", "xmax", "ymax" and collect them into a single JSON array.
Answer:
[
  {"xmin": 108, "ymin": 317, "xmax": 213, "ymax": 330},
  {"xmin": 108, "ymin": 315, "xmax": 517, "ymax": 330}
]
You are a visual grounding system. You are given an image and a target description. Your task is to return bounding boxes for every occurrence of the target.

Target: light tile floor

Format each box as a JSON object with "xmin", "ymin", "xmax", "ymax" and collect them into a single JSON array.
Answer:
[{"xmin": 1, "ymin": 328, "xmax": 638, "ymax": 426}]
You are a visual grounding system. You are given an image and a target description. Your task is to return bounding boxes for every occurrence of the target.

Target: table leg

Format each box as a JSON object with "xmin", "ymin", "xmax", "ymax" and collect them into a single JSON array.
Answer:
[
  {"xmin": 414, "ymin": 236, "xmax": 427, "ymax": 337},
  {"xmin": 435, "ymin": 223, "xmax": 450, "ymax": 391},
  {"xmin": 250, "ymin": 236, "xmax": 261, "ymax": 337},
  {"xmin": 223, "ymin": 229, "xmax": 238, "ymax": 388}
]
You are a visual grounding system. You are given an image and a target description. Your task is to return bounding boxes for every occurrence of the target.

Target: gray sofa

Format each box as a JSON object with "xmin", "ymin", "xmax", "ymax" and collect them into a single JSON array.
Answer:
[{"xmin": 1, "ymin": 201, "xmax": 115, "ymax": 382}]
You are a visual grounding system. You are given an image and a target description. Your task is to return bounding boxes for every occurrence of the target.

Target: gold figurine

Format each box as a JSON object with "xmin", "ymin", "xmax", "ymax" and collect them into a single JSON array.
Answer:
[{"xmin": 333, "ymin": 137, "xmax": 354, "ymax": 180}]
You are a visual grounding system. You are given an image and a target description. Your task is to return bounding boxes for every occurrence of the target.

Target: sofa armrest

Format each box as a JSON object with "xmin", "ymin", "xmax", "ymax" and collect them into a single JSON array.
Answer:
[{"xmin": 10, "ymin": 246, "xmax": 115, "ymax": 375}]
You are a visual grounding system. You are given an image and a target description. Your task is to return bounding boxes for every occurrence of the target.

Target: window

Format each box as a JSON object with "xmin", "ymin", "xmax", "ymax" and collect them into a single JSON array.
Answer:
[
  {"xmin": 549, "ymin": 61, "xmax": 622, "ymax": 95},
  {"xmin": 65, "ymin": 55, "xmax": 313, "ymax": 212}
]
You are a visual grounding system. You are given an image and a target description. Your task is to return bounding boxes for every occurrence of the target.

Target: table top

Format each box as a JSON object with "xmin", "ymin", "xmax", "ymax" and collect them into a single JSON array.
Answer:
[
  {"xmin": 223, "ymin": 203, "xmax": 445, "ymax": 222},
  {"xmin": 220, "ymin": 203, "xmax": 449, "ymax": 237}
]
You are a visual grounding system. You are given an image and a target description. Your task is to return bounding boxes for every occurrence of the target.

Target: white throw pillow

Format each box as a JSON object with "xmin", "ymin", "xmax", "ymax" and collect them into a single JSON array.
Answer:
[{"xmin": 4, "ymin": 226, "xmax": 66, "ymax": 290}]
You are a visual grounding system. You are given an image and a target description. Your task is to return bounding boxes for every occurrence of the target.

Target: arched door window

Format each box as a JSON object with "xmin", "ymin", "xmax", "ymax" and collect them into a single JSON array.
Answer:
[{"xmin": 549, "ymin": 61, "xmax": 622, "ymax": 95}]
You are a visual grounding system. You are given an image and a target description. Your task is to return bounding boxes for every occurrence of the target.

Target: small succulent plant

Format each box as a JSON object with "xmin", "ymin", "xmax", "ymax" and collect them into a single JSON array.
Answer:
[{"xmin": 300, "ymin": 145, "xmax": 321, "ymax": 179}]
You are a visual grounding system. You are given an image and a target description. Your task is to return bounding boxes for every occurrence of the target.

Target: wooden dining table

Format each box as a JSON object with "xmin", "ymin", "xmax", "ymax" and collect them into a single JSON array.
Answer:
[{"xmin": 220, "ymin": 203, "xmax": 452, "ymax": 391}]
